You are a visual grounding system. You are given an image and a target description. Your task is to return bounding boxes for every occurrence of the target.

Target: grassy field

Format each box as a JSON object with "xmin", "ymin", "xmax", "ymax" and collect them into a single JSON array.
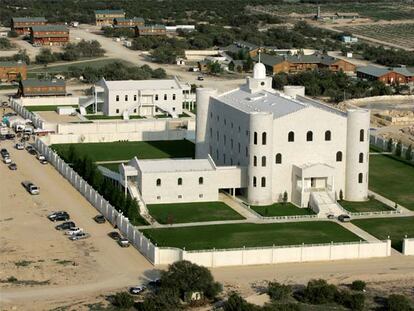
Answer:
[
  {"xmin": 25, "ymin": 105, "xmax": 77, "ymax": 112},
  {"xmin": 251, "ymin": 203, "xmax": 315, "ymax": 217},
  {"xmin": 142, "ymin": 221, "xmax": 361, "ymax": 250},
  {"xmin": 352, "ymin": 217, "xmax": 414, "ymax": 251},
  {"xmin": 369, "ymin": 153, "xmax": 414, "ymax": 210},
  {"xmin": 339, "ymin": 198, "xmax": 393, "ymax": 213},
  {"xmin": 147, "ymin": 202, "xmax": 244, "ymax": 224},
  {"xmin": 98, "ymin": 163, "xmax": 124, "ymax": 172},
  {"xmin": 52, "ymin": 140, "xmax": 195, "ymax": 162}
]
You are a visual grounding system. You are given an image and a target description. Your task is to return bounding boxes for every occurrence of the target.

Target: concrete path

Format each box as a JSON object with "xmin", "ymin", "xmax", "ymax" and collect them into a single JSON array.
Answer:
[
  {"xmin": 219, "ymin": 193, "xmax": 260, "ymax": 220},
  {"xmin": 337, "ymin": 222, "xmax": 380, "ymax": 242},
  {"xmin": 369, "ymin": 190, "xmax": 414, "ymax": 215}
]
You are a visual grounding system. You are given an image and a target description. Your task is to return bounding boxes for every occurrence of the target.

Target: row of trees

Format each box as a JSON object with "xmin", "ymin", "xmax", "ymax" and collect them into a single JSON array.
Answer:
[
  {"xmin": 0, "ymin": 49, "xmax": 30, "ymax": 65},
  {"xmin": 35, "ymin": 40, "xmax": 105, "ymax": 64},
  {"xmin": 61, "ymin": 145, "xmax": 146, "ymax": 225},
  {"xmin": 386, "ymin": 138, "xmax": 413, "ymax": 162},
  {"xmin": 351, "ymin": 44, "xmax": 414, "ymax": 67},
  {"xmin": 0, "ymin": 38, "xmax": 13, "ymax": 50}
]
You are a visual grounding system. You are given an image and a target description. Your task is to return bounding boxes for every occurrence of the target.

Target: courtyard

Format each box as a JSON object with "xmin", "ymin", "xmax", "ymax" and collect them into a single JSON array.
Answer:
[
  {"xmin": 250, "ymin": 203, "xmax": 315, "ymax": 217},
  {"xmin": 339, "ymin": 198, "xmax": 393, "ymax": 213}
]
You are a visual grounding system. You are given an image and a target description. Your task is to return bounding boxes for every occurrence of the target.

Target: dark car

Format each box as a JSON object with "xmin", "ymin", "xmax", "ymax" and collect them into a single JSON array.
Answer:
[
  {"xmin": 148, "ymin": 278, "xmax": 161, "ymax": 288},
  {"xmin": 0, "ymin": 148, "xmax": 9, "ymax": 158},
  {"xmin": 108, "ymin": 231, "xmax": 121, "ymax": 241},
  {"xmin": 93, "ymin": 215, "xmax": 106, "ymax": 224},
  {"xmin": 29, "ymin": 149, "xmax": 37, "ymax": 155},
  {"xmin": 48, "ymin": 211, "xmax": 70, "ymax": 222},
  {"xmin": 55, "ymin": 221, "xmax": 76, "ymax": 230},
  {"xmin": 8, "ymin": 163, "xmax": 17, "ymax": 170},
  {"xmin": 338, "ymin": 214, "xmax": 351, "ymax": 222},
  {"xmin": 5, "ymin": 133, "xmax": 15, "ymax": 140}
]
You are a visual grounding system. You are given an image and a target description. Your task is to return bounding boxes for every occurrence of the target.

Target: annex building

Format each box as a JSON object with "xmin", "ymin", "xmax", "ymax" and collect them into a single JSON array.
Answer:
[{"xmin": 119, "ymin": 63, "xmax": 370, "ymax": 208}]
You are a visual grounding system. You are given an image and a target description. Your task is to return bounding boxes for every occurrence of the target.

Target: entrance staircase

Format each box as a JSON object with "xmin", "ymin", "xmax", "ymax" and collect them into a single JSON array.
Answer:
[{"xmin": 309, "ymin": 191, "xmax": 346, "ymax": 218}]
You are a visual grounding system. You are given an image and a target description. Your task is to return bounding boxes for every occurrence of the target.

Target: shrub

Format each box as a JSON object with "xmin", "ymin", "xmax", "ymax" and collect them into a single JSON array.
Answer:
[
  {"xmin": 112, "ymin": 292, "xmax": 134, "ymax": 308},
  {"xmin": 386, "ymin": 294, "xmax": 412, "ymax": 311},
  {"xmin": 139, "ymin": 288, "xmax": 181, "ymax": 311},
  {"xmin": 267, "ymin": 282, "xmax": 292, "ymax": 301},
  {"xmin": 263, "ymin": 302, "xmax": 300, "ymax": 311},
  {"xmin": 350, "ymin": 280, "xmax": 366, "ymax": 291},
  {"xmin": 335, "ymin": 290, "xmax": 365, "ymax": 311},
  {"xmin": 303, "ymin": 279, "xmax": 338, "ymax": 304},
  {"xmin": 223, "ymin": 293, "xmax": 259, "ymax": 311}
]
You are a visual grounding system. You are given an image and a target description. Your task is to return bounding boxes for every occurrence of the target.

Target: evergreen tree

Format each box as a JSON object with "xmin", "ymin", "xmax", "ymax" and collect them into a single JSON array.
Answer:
[
  {"xmin": 406, "ymin": 145, "xmax": 412, "ymax": 161},
  {"xmin": 395, "ymin": 140, "xmax": 402, "ymax": 157},
  {"xmin": 387, "ymin": 138, "xmax": 393, "ymax": 152}
]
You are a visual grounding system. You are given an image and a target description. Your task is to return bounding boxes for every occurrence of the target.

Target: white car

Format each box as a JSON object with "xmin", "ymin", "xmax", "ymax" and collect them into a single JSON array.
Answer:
[
  {"xmin": 37, "ymin": 154, "xmax": 46, "ymax": 161},
  {"xmin": 129, "ymin": 285, "xmax": 146, "ymax": 295},
  {"xmin": 15, "ymin": 143, "xmax": 24, "ymax": 150},
  {"xmin": 65, "ymin": 227, "xmax": 83, "ymax": 236},
  {"xmin": 3, "ymin": 157, "xmax": 12, "ymax": 164},
  {"xmin": 69, "ymin": 232, "xmax": 90, "ymax": 241}
]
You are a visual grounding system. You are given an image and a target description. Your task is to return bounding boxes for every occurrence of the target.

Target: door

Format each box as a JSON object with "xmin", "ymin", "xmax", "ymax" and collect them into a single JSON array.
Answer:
[{"xmin": 311, "ymin": 178, "xmax": 316, "ymax": 188}]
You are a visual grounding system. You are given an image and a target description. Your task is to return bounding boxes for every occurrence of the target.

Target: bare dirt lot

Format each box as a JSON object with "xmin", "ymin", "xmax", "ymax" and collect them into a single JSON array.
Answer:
[
  {"xmin": 36, "ymin": 111, "xmax": 82, "ymax": 123},
  {"xmin": 0, "ymin": 138, "xmax": 155, "ymax": 310}
]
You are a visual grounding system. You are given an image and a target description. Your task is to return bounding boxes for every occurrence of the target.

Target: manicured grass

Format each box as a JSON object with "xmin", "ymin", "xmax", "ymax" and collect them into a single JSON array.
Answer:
[
  {"xmin": 369, "ymin": 153, "xmax": 414, "ymax": 210},
  {"xmin": 142, "ymin": 221, "xmax": 361, "ymax": 250},
  {"xmin": 339, "ymin": 199, "xmax": 393, "ymax": 213},
  {"xmin": 26, "ymin": 105, "xmax": 77, "ymax": 112},
  {"xmin": 52, "ymin": 140, "xmax": 195, "ymax": 162},
  {"xmin": 98, "ymin": 163, "xmax": 124, "ymax": 172},
  {"xmin": 251, "ymin": 202, "xmax": 315, "ymax": 217},
  {"xmin": 147, "ymin": 202, "xmax": 244, "ymax": 224},
  {"xmin": 352, "ymin": 217, "xmax": 414, "ymax": 252}
]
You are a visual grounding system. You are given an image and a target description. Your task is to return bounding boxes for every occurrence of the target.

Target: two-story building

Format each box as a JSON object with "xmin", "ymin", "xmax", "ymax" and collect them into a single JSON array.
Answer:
[
  {"xmin": 113, "ymin": 17, "xmax": 144, "ymax": 28},
  {"xmin": 95, "ymin": 9, "xmax": 125, "ymax": 26},
  {"xmin": 135, "ymin": 25, "xmax": 167, "ymax": 36},
  {"xmin": 30, "ymin": 25, "xmax": 69, "ymax": 46},
  {"xmin": 17, "ymin": 79, "xmax": 66, "ymax": 97},
  {"xmin": 11, "ymin": 17, "xmax": 47, "ymax": 35},
  {"xmin": 357, "ymin": 65, "xmax": 414, "ymax": 84}
]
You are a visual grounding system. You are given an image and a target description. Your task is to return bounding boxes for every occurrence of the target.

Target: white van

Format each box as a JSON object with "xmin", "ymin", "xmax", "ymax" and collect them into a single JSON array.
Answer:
[{"xmin": 24, "ymin": 127, "xmax": 33, "ymax": 135}]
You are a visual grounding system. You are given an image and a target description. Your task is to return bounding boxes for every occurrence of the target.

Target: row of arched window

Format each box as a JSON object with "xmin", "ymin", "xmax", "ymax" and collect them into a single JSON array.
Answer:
[
  {"xmin": 336, "ymin": 152, "xmax": 365, "ymax": 163},
  {"xmin": 252, "ymin": 154, "xmax": 282, "ymax": 166},
  {"xmin": 252, "ymin": 176, "xmax": 266, "ymax": 187},
  {"xmin": 253, "ymin": 132, "xmax": 267, "ymax": 145},
  {"xmin": 156, "ymin": 177, "xmax": 204, "ymax": 186},
  {"xmin": 287, "ymin": 130, "xmax": 331, "ymax": 142}
]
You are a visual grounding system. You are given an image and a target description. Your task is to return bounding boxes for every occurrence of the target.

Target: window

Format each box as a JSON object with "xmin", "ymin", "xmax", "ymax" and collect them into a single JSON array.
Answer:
[
  {"xmin": 178, "ymin": 195, "xmax": 182, "ymax": 199},
  {"xmin": 275, "ymin": 153, "xmax": 282, "ymax": 164},
  {"xmin": 253, "ymin": 156, "xmax": 257, "ymax": 166},
  {"xmin": 216, "ymin": 131, "xmax": 219, "ymax": 141},
  {"xmin": 172, "ymin": 107, "xmax": 176, "ymax": 111},
  {"xmin": 231, "ymin": 122, "xmax": 233, "ymax": 129},
  {"xmin": 216, "ymin": 150, "xmax": 219, "ymax": 159},
  {"xmin": 254, "ymin": 132, "xmax": 258, "ymax": 145},
  {"xmin": 125, "ymin": 95, "xmax": 128, "ymax": 101},
  {"xmin": 238, "ymin": 143, "xmax": 240, "ymax": 153},
  {"xmin": 245, "ymin": 147, "xmax": 248, "ymax": 157},
  {"xmin": 199, "ymin": 177, "xmax": 203, "ymax": 184},
  {"xmin": 210, "ymin": 128, "xmax": 212, "ymax": 138},
  {"xmin": 288, "ymin": 131, "xmax": 294, "ymax": 142},
  {"xmin": 358, "ymin": 173, "xmax": 363, "ymax": 183},
  {"xmin": 260, "ymin": 81, "xmax": 265, "ymax": 86},
  {"xmin": 178, "ymin": 178, "xmax": 182, "ymax": 185},
  {"xmin": 262, "ymin": 132, "xmax": 267, "ymax": 145},
  {"xmin": 164, "ymin": 94, "xmax": 167, "ymax": 100},
  {"xmin": 253, "ymin": 176, "xmax": 257, "ymax": 187},
  {"xmin": 210, "ymin": 112, "xmax": 213, "ymax": 118},
  {"xmin": 224, "ymin": 135, "xmax": 226, "ymax": 145},
  {"xmin": 155, "ymin": 94, "xmax": 158, "ymax": 100},
  {"xmin": 306, "ymin": 131, "xmax": 313, "ymax": 142},
  {"xmin": 156, "ymin": 179, "xmax": 161, "ymax": 186},
  {"xmin": 261, "ymin": 177, "xmax": 266, "ymax": 187},
  {"xmin": 172, "ymin": 94, "xmax": 176, "ymax": 100},
  {"xmin": 134, "ymin": 95, "xmax": 137, "ymax": 101},
  {"xmin": 238, "ymin": 126, "xmax": 241, "ymax": 133},
  {"xmin": 336, "ymin": 151, "xmax": 343, "ymax": 162},
  {"xmin": 223, "ymin": 154, "xmax": 226, "ymax": 163},
  {"xmin": 157, "ymin": 196, "xmax": 161, "ymax": 200},
  {"xmin": 231, "ymin": 139, "xmax": 233, "ymax": 148},
  {"xmin": 199, "ymin": 194, "xmax": 203, "ymax": 198},
  {"xmin": 325, "ymin": 130, "xmax": 331, "ymax": 141},
  {"xmin": 224, "ymin": 119, "xmax": 226, "ymax": 125},
  {"xmin": 133, "ymin": 109, "xmax": 137, "ymax": 113},
  {"xmin": 360, "ymin": 129, "xmax": 365, "ymax": 142},
  {"xmin": 359, "ymin": 153, "xmax": 364, "ymax": 163},
  {"xmin": 116, "ymin": 109, "xmax": 119, "ymax": 113},
  {"xmin": 261, "ymin": 156, "xmax": 266, "ymax": 167},
  {"xmin": 116, "ymin": 95, "xmax": 119, "ymax": 102}
]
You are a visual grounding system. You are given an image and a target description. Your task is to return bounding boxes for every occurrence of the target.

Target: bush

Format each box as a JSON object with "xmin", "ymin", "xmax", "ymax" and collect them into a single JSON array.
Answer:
[
  {"xmin": 223, "ymin": 293, "xmax": 260, "ymax": 311},
  {"xmin": 350, "ymin": 280, "xmax": 366, "ymax": 291},
  {"xmin": 113, "ymin": 292, "xmax": 134, "ymax": 308},
  {"xmin": 267, "ymin": 282, "xmax": 292, "ymax": 301},
  {"xmin": 386, "ymin": 294, "xmax": 412, "ymax": 311},
  {"xmin": 263, "ymin": 302, "xmax": 300, "ymax": 311},
  {"xmin": 303, "ymin": 279, "xmax": 338, "ymax": 304},
  {"xmin": 139, "ymin": 288, "xmax": 181, "ymax": 311}
]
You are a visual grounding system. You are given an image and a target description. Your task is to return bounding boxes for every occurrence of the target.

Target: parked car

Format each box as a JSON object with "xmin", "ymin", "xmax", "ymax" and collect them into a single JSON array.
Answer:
[
  {"xmin": 55, "ymin": 221, "xmax": 76, "ymax": 230},
  {"xmin": 108, "ymin": 231, "xmax": 121, "ymax": 241},
  {"xmin": 93, "ymin": 215, "xmax": 106, "ymax": 224},
  {"xmin": 197, "ymin": 75, "xmax": 204, "ymax": 81},
  {"xmin": 8, "ymin": 163, "xmax": 17, "ymax": 170},
  {"xmin": 327, "ymin": 214, "xmax": 335, "ymax": 219},
  {"xmin": 69, "ymin": 232, "xmax": 90, "ymax": 241},
  {"xmin": 40, "ymin": 159, "xmax": 48, "ymax": 165},
  {"xmin": 0, "ymin": 135, "xmax": 6, "ymax": 140},
  {"xmin": 29, "ymin": 149, "xmax": 37, "ymax": 155},
  {"xmin": 3, "ymin": 157, "xmax": 12, "ymax": 164},
  {"xmin": 15, "ymin": 143, "xmax": 24, "ymax": 150},
  {"xmin": 5, "ymin": 133, "xmax": 15, "ymax": 140},
  {"xmin": 37, "ymin": 154, "xmax": 46, "ymax": 161},
  {"xmin": 47, "ymin": 211, "xmax": 70, "ymax": 222},
  {"xmin": 338, "ymin": 214, "xmax": 351, "ymax": 222},
  {"xmin": 117, "ymin": 238, "xmax": 130, "ymax": 248},
  {"xmin": 21, "ymin": 181, "xmax": 40, "ymax": 195},
  {"xmin": 129, "ymin": 285, "xmax": 146, "ymax": 295},
  {"xmin": 148, "ymin": 278, "xmax": 161, "ymax": 287},
  {"xmin": 1, "ymin": 148, "xmax": 9, "ymax": 158},
  {"xmin": 65, "ymin": 227, "xmax": 83, "ymax": 236}
]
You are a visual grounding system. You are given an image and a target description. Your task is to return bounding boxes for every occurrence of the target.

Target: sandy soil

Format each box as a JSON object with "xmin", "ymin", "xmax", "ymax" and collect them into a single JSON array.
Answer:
[{"xmin": 35, "ymin": 111, "xmax": 82, "ymax": 123}]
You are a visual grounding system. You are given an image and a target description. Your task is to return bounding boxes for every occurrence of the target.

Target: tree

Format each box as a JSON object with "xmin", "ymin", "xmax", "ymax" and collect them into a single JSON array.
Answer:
[
  {"xmin": 35, "ymin": 48, "xmax": 57, "ymax": 64},
  {"xmin": 112, "ymin": 292, "xmax": 134, "ymax": 308},
  {"xmin": 406, "ymin": 145, "xmax": 412, "ymax": 161},
  {"xmin": 268, "ymin": 282, "xmax": 292, "ymax": 301},
  {"xmin": 302, "ymin": 279, "xmax": 338, "ymax": 304},
  {"xmin": 208, "ymin": 61, "xmax": 222, "ymax": 74},
  {"xmin": 339, "ymin": 189, "xmax": 344, "ymax": 201},
  {"xmin": 395, "ymin": 140, "xmax": 402, "ymax": 157},
  {"xmin": 244, "ymin": 56, "xmax": 254, "ymax": 72},
  {"xmin": 387, "ymin": 138, "xmax": 393, "ymax": 152},
  {"xmin": 223, "ymin": 293, "xmax": 259, "ymax": 311},
  {"xmin": 139, "ymin": 288, "xmax": 182, "ymax": 311},
  {"xmin": 350, "ymin": 280, "xmax": 366, "ymax": 291},
  {"xmin": 282, "ymin": 191, "xmax": 288, "ymax": 204},
  {"xmin": 386, "ymin": 294, "xmax": 412, "ymax": 311},
  {"xmin": 151, "ymin": 46, "xmax": 183, "ymax": 64},
  {"xmin": 228, "ymin": 61, "xmax": 235, "ymax": 72}
]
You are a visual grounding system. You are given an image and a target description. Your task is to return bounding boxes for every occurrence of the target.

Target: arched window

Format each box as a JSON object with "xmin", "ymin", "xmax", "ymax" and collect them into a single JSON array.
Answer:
[
  {"xmin": 253, "ymin": 132, "xmax": 258, "ymax": 145},
  {"xmin": 178, "ymin": 178, "xmax": 182, "ymax": 185},
  {"xmin": 325, "ymin": 130, "xmax": 331, "ymax": 141},
  {"xmin": 360, "ymin": 129, "xmax": 364, "ymax": 142},
  {"xmin": 358, "ymin": 173, "xmax": 363, "ymax": 184},
  {"xmin": 253, "ymin": 156, "xmax": 257, "ymax": 166},
  {"xmin": 261, "ymin": 177, "xmax": 266, "ymax": 187},
  {"xmin": 261, "ymin": 156, "xmax": 266, "ymax": 167},
  {"xmin": 336, "ymin": 151, "xmax": 343, "ymax": 162},
  {"xmin": 262, "ymin": 132, "xmax": 267, "ymax": 145},
  {"xmin": 306, "ymin": 131, "xmax": 313, "ymax": 142},
  {"xmin": 359, "ymin": 153, "xmax": 364, "ymax": 163},
  {"xmin": 156, "ymin": 178, "xmax": 161, "ymax": 186},
  {"xmin": 199, "ymin": 177, "xmax": 203, "ymax": 185},
  {"xmin": 275, "ymin": 153, "xmax": 282, "ymax": 164},
  {"xmin": 253, "ymin": 176, "xmax": 257, "ymax": 187},
  {"xmin": 288, "ymin": 131, "xmax": 295, "ymax": 142}
]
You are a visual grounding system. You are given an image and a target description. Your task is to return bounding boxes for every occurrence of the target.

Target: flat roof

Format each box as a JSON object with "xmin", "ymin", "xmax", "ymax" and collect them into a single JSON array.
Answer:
[
  {"xmin": 138, "ymin": 158, "xmax": 214, "ymax": 173},
  {"xmin": 101, "ymin": 78, "xmax": 186, "ymax": 91}
]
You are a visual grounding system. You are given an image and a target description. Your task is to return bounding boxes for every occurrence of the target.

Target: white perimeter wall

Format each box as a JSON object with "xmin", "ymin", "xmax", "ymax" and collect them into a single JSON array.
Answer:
[
  {"xmin": 19, "ymin": 96, "xmax": 80, "ymax": 106},
  {"xmin": 403, "ymin": 238, "xmax": 414, "ymax": 255}
]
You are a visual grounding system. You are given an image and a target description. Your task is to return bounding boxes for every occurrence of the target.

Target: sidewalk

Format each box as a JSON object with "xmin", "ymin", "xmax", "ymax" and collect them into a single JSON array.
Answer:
[
  {"xmin": 338, "ymin": 222, "xmax": 380, "ymax": 242},
  {"xmin": 219, "ymin": 193, "xmax": 260, "ymax": 220}
]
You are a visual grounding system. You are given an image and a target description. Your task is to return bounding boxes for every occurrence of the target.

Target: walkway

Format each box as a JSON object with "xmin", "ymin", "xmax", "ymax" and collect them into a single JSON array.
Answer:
[
  {"xmin": 219, "ymin": 192, "xmax": 260, "ymax": 220},
  {"xmin": 338, "ymin": 222, "xmax": 380, "ymax": 242}
]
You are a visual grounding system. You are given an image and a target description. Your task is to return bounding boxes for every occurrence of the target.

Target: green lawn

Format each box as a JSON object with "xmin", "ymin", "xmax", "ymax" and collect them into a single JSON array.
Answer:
[
  {"xmin": 26, "ymin": 105, "xmax": 77, "ymax": 112},
  {"xmin": 369, "ymin": 153, "xmax": 414, "ymax": 210},
  {"xmin": 98, "ymin": 163, "xmax": 124, "ymax": 172},
  {"xmin": 147, "ymin": 202, "xmax": 244, "ymax": 224},
  {"xmin": 142, "ymin": 221, "xmax": 361, "ymax": 250},
  {"xmin": 251, "ymin": 203, "xmax": 315, "ymax": 217},
  {"xmin": 352, "ymin": 217, "xmax": 414, "ymax": 252},
  {"xmin": 52, "ymin": 140, "xmax": 195, "ymax": 162},
  {"xmin": 339, "ymin": 199, "xmax": 393, "ymax": 213}
]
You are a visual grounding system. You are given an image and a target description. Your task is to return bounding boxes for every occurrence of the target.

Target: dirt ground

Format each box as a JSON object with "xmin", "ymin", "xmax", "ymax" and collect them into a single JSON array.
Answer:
[{"xmin": 35, "ymin": 111, "xmax": 82, "ymax": 123}]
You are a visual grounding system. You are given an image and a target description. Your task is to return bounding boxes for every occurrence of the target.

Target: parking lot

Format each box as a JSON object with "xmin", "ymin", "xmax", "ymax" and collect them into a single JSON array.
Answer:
[{"xmin": 0, "ymin": 138, "xmax": 155, "ymax": 309}]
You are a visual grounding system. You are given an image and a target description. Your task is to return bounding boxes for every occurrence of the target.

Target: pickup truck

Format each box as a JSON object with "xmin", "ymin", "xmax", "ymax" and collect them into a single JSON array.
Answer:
[{"xmin": 21, "ymin": 181, "xmax": 40, "ymax": 195}]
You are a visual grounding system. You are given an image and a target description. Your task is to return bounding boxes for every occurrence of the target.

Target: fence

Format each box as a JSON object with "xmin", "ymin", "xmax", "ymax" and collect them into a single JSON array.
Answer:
[
  {"xmin": 370, "ymin": 134, "xmax": 414, "ymax": 162},
  {"xmin": 10, "ymin": 98, "xmax": 45, "ymax": 129},
  {"xmin": 403, "ymin": 238, "xmax": 414, "ymax": 256}
]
